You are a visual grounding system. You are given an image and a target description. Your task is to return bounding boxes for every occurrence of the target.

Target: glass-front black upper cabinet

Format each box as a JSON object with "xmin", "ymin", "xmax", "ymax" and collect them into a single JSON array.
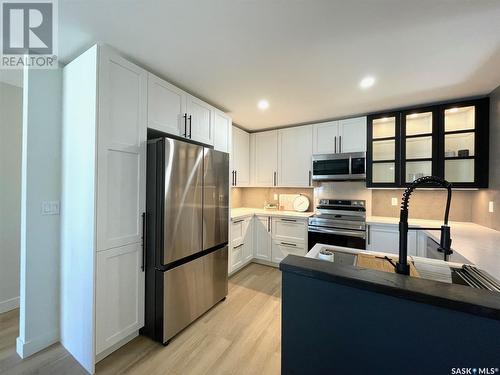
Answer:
[
  {"xmin": 367, "ymin": 113, "xmax": 400, "ymax": 187},
  {"xmin": 366, "ymin": 97, "xmax": 489, "ymax": 188},
  {"xmin": 440, "ymin": 98, "xmax": 489, "ymax": 188},
  {"xmin": 401, "ymin": 107, "xmax": 438, "ymax": 185}
]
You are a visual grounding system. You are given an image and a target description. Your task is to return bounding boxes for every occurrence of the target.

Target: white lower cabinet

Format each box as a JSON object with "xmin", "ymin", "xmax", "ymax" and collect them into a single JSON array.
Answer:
[
  {"xmin": 230, "ymin": 216, "xmax": 253, "ymax": 273},
  {"xmin": 271, "ymin": 240, "xmax": 307, "ymax": 264},
  {"xmin": 95, "ymin": 244, "xmax": 145, "ymax": 355},
  {"xmin": 367, "ymin": 224, "xmax": 417, "ymax": 256},
  {"xmin": 254, "ymin": 215, "xmax": 272, "ymax": 261},
  {"xmin": 230, "ymin": 214, "xmax": 308, "ymax": 273}
]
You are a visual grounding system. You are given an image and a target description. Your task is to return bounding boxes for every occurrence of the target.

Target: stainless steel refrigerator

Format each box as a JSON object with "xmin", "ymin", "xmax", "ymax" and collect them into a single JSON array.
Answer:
[{"xmin": 143, "ymin": 137, "xmax": 229, "ymax": 345}]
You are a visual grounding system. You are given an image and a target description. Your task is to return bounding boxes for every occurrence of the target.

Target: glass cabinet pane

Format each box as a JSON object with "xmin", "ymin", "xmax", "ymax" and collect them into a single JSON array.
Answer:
[
  {"xmin": 445, "ymin": 106, "xmax": 475, "ymax": 132},
  {"xmin": 373, "ymin": 162, "xmax": 395, "ymax": 183},
  {"xmin": 406, "ymin": 161, "xmax": 432, "ymax": 183},
  {"xmin": 406, "ymin": 112, "xmax": 432, "ymax": 135},
  {"xmin": 373, "ymin": 117, "xmax": 395, "ymax": 138},
  {"xmin": 373, "ymin": 140, "xmax": 395, "ymax": 161},
  {"xmin": 406, "ymin": 136, "xmax": 432, "ymax": 159},
  {"xmin": 444, "ymin": 133, "xmax": 475, "ymax": 157},
  {"xmin": 445, "ymin": 159, "xmax": 474, "ymax": 182}
]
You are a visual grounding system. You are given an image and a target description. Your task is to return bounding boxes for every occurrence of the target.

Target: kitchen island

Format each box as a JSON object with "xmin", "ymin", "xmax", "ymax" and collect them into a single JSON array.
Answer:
[{"xmin": 279, "ymin": 244, "xmax": 500, "ymax": 375}]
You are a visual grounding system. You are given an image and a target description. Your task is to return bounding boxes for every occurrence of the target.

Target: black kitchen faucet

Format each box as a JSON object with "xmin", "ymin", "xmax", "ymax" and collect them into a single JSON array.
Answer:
[{"xmin": 396, "ymin": 176, "xmax": 453, "ymax": 275}]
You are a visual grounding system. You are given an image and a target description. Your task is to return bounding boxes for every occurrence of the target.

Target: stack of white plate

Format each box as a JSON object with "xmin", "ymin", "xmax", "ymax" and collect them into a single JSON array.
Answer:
[{"xmin": 412, "ymin": 257, "xmax": 452, "ymax": 284}]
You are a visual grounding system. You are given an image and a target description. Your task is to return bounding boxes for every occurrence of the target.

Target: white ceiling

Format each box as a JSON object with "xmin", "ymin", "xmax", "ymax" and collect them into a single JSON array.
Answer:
[{"xmin": 59, "ymin": 0, "xmax": 500, "ymax": 131}]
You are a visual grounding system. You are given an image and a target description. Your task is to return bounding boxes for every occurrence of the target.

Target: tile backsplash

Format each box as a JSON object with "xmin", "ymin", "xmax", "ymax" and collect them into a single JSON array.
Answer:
[
  {"xmin": 371, "ymin": 189, "xmax": 475, "ymax": 222},
  {"xmin": 231, "ymin": 187, "xmax": 314, "ymax": 211}
]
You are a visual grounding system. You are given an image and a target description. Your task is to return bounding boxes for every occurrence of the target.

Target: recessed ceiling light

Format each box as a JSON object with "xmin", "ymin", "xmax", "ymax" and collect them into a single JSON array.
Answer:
[
  {"xmin": 258, "ymin": 99, "xmax": 269, "ymax": 110},
  {"xmin": 360, "ymin": 76, "xmax": 376, "ymax": 89}
]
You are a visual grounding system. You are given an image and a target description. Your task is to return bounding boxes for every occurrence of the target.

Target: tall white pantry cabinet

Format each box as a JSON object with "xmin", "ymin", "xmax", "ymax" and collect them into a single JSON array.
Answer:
[{"xmin": 61, "ymin": 44, "xmax": 146, "ymax": 373}]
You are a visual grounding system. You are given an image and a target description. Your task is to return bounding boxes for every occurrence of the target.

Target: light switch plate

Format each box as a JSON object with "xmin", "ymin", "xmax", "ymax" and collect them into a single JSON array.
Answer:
[
  {"xmin": 391, "ymin": 197, "xmax": 398, "ymax": 206},
  {"xmin": 489, "ymin": 201, "xmax": 494, "ymax": 213},
  {"xmin": 41, "ymin": 201, "xmax": 60, "ymax": 215}
]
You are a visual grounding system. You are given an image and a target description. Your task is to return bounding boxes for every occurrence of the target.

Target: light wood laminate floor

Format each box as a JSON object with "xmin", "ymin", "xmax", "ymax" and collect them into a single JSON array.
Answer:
[{"xmin": 0, "ymin": 263, "xmax": 281, "ymax": 375}]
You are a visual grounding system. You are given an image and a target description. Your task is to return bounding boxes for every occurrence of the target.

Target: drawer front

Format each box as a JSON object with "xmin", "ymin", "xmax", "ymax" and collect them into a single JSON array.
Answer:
[
  {"xmin": 230, "ymin": 243, "xmax": 244, "ymax": 271},
  {"xmin": 272, "ymin": 218, "xmax": 307, "ymax": 243},
  {"xmin": 271, "ymin": 240, "xmax": 306, "ymax": 264},
  {"xmin": 231, "ymin": 219, "xmax": 245, "ymax": 244}
]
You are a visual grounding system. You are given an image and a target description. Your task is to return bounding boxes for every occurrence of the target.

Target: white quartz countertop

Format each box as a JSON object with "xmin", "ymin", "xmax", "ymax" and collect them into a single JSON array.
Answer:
[
  {"xmin": 231, "ymin": 207, "xmax": 314, "ymax": 220},
  {"xmin": 367, "ymin": 216, "xmax": 500, "ymax": 278}
]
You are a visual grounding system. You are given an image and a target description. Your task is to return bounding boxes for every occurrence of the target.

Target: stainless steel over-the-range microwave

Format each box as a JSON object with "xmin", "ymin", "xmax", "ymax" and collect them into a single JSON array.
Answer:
[{"xmin": 312, "ymin": 152, "xmax": 366, "ymax": 181}]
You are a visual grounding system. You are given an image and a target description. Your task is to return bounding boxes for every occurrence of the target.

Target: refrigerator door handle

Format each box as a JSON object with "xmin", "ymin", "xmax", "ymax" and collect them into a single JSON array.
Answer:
[{"xmin": 141, "ymin": 212, "xmax": 146, "ymax": 272}]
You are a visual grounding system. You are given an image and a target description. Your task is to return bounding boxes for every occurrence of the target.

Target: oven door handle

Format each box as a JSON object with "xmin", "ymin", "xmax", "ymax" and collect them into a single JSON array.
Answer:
[{"xmin": 308, "ymin": 227, "xmax": 366, "ymax": 239}]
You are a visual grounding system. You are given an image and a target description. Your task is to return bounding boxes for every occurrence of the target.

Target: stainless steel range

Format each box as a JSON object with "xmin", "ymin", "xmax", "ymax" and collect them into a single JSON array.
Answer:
[{"xmin": 308, "ymin": 199, "xmax": 366, "ymax": 250}]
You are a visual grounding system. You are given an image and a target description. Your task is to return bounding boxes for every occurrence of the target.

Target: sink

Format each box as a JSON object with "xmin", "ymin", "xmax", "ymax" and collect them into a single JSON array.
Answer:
[{"xmin": 318, "ymin": 249, "xmax": 357, "ymax": 266}]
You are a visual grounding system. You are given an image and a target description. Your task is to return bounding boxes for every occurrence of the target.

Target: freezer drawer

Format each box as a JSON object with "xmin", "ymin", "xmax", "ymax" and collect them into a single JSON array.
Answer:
[{"xmin": 163, "ymin": 246, "xmax": 228, "ymax": 342}]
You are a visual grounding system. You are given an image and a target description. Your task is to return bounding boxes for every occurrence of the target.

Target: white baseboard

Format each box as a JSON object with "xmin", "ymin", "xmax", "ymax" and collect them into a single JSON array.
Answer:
[
  {"xmin": 16, "ymin": 329, "xmax": 59, "ymax": 359},
  {"xmin": 0, "ymin": 296, "xmax": 19, "ymax": 314}
]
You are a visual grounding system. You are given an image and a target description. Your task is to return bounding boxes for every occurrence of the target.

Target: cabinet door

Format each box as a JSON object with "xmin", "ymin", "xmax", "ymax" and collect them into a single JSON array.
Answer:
[
  {"xmin": 232, "ymin": 126, "xmax": 250, "ymax": 186},
  {"xmin": 97, "ymin": 46, "xmax": 147, "ymax": 251},
  {"xmin": 254, "ymin": 216, "xmax": 272, "ymax": 261},
  {"xmin": 147, "ymin": 73, "xmax": 185, "ymax": 136},
  {"xmin": 313, "ymin": 121, "xmax": 339, "ymax": 154},
  {"xmin": 186, "ymin": 95, "xmax": 214, "ymax": 145},
  {"xmin": 252, "ymin": 130, "xmax": 278, "ymax": 186},
  {"xmin": 278, "ymin": 125, "xmax": 313, "ymax": 186},
  {"xmin": 243, "ymin": 218, "xmax": 253, "ymax": 262},
  {"xmin": 339, "ymin": 117, "xmax": 367, "ymax": 153},
  {"xmin": 271, "ymin": 240, "xmax": 306, "ymax": 264},
  {"xmin": 95, "ymin": 244, "xmax": 145, "ymax": 355},
  {"xmin": 214, "ymin": 110, "xmax": 231, "ymax": 153},
  {"xmin": 367, "ymin": 224, "xmax": 416, "ymax": 256}
]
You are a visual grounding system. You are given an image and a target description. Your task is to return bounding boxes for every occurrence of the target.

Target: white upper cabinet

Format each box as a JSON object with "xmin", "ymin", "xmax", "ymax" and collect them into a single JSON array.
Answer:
[
  {"xmin": 313, "ymin": 116, "xmax": 367, "ymax": 154},
  {"xmin": 313, "ymin": 121, "xmax": 339, "ymax": 154},
  {"xmin": 186, "ymin": 94, "xmax": 214, "ymax": 145},
  {"xmin": 278, "ymin": 125, "xmax": 313, "ymax": 186},
  {"xmin": 251, "ymin": 130, "xmax": 278, "ymax": 186},
  {"xmin": 214, "ymin": 110, "xmax": 231, "ymax": 153},
  {"xmin": 147, "ymin": 73, "xmax": 185, "ymax": 136},
  {"xmin": 232, "ymin": 126, "xmax": 250, "ymax": 186},
  {"xmin": 339, "ymin": 117, "xmax": 367, "ymax": 153},
  {"xmin": 97, "ymin": 46, "xmax": 147, "ymax": 251}
]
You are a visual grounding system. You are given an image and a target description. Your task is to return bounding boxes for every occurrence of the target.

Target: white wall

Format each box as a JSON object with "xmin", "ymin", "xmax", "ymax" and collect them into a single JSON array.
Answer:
[
  {"xmin": 0, "ymin": 80, "xmax": 23, "ymax": 314},
  {"xmin": 17, "ymin": 67, "xmax": 62, "ymax": 358}
]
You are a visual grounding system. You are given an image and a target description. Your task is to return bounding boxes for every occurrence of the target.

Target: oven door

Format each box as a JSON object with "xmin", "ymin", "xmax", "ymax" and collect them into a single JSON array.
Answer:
[
  {"xmin": 308, "ymin": 226, "xmax": 366, "ymax": 250},
  {"xmin": 312, "ymin": 155, "xmax": 350, "ymax": 181}
]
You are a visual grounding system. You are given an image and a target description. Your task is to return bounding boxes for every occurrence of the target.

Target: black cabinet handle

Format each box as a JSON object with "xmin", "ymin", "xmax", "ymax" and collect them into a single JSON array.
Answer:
[
  {"xmin": 334, "ymin": 136, "xmax": 337, "ymax": 153},
  {"xmin": 235, "ymin": 171, "xmax": 237, "ymax": 186},
  {"xmin": 234, "ymin": 243, "xmax": 244, "ymax": 249},
  {"xmin": 281, "ymin": 242, "xmax": 297, "ymax": 247},
  {"xmin": 141, "ymin": 212, "xmax": 146, "ymax": 272},
  {"xmin": 232, "ymin": 170, "xmax": 235, "ymax": 186},
  {"xmin": 281, "ymin": 218, "xmax": 297, "ymax": 222},
  {"xmin": 308, "ymin": 170, "xmax": 312, "ymax": 186},
  {"xmin": 188, "ymin": 115, "xmax": 192, "ymax": 138},
  {"xmin": 233, "ymin": 219, "xmax": 244, "ymax": 224},
  {"xmin": 339, "ymin": 135, "xmax": 342, "ymax": 153},
  {"xmin": 183, "ymin": 113, "xmax": 187, "ymax": 137},
  {"xmin": 268, "ymin": 217, "xmax": 271, "ymax": 232}
]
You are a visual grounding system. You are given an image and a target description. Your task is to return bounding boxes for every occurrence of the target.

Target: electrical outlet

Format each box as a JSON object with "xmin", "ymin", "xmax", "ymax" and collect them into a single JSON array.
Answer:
[
  {"xmin": 391, "ymin": 197, "xmax": 398, "ymax": 206},
  {"xmin": 274, "ymin": 194, "xmax": 278, "ymax": 201},
  {"xmin": 489, "ymin": 201, "xmax": 494, "ymax": 213},
  {"xmin": 41, "ymin": 201, "xmax": 60, "ymax": 215}
]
